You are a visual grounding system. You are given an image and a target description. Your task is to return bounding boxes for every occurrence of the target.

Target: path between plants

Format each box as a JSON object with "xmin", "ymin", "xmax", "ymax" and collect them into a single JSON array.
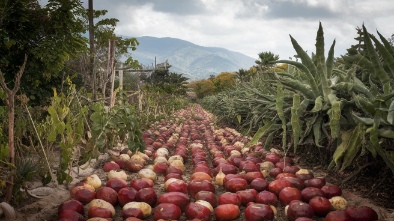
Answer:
[{"xmin": 7, "ymin": 105, "xmax": 394, "ymax": 221}]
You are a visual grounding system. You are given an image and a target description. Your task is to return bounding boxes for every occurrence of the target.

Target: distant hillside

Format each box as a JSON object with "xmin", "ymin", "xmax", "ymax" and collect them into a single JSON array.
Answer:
[{"xmin": 129, "ymin": 36, "xmax": 256, "ymax": 81}]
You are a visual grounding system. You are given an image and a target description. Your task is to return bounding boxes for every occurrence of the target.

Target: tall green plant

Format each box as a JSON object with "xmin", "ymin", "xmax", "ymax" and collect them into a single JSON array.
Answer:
[
  {"xmin": 200, "ymin": 74, "xmax": 284, "ymax": 142},
  {"xmin": 271, "ymin": 23, "xmax": 394, "ymax": 173},
  {"xmin": 89, "ymin": 100, "xmax": 145, "ymax": 155},
  {"xmin": 44, "ymin": 82, "xmax": 88, "ymax": 184},
  {"xmin": 331, "ymin": 25, "xmax": 394, "ymax": 174},
  {"xmin": 133, "ymin": 88, "xmax": 189, "ymax": 129},
  {"xmin": 247, "ymin": 22, "xmax": 346, "ymax": 151}
]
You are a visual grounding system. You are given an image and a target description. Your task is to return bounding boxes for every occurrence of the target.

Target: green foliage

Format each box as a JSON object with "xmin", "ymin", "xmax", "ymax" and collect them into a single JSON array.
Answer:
[
  {"xmin": 89, "ymin": 9, "xmax": 140, "ymax": 77},
  {"xmin": 256, "ymin": 51, "xmax": 279, "ymax": 72},
  {"xmin": 12, "ymin": 158, "xmax": 38, "ymax": 204},
  {"xmin": 276, "ymin": 83, "xmax": 287, "ymax": 150},
  {"xmin": 212, "ymin": 72, "xmax": 236, "ymax": 93},
  {"xmin": 89, "ymin": 100, "xmax": 145, "ymax": 154},
  {"xmin": 115, "ymin": 72, "xmax": 141, "ymax": 91},
  {"xmin": 202, "ymin": 23, "xmax": 394, "ymax": 174},
  {"xmin": 291, "ymin": 94, "xmax": 301, "ymax": 151},
  {"xmin": 325, "ymin": 26, "xmax": 394, "ymax": 173},
  {"xmin": 200, "ymin": 74, "xmax": 281, "ymax": 133},
  {"xmin": 189, "ymin": 79, "xmax": 215, "ymax": 99},
  {"xmin": 143, "ymin": 70, "xmax": 189, "ymax": 95},
  {"xmin": 236, "ymin": 68, "xmax": 257, "ymax": 82},
  {"xmin": 90, "ymin": 10, "xmax": 139, "ymax": 56},
  {"xmin": 272, "ymin": 24, "xmax": 394, "ymax": 173},
  {"xmin": 42, "ymin": 81, "xmax": 87, "ymax": 184},
  {"xmin": 0, "ymin": 0, "xmax": 88, "ymax": 105},
  {"xmin": 133, "ymin": 88, "xmax": 189, "ymax": 130},
  {"xmin": 271, "ymin": 22, "xmax": 352, "ymax": 151},
  {"xmin": 190, "ymin": 72, "xmax": 236, "ymax": 99}
]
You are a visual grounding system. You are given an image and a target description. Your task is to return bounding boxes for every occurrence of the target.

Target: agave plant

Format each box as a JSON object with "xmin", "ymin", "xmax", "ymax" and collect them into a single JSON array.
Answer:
[
  {"xmin": 269, "ymin": 23, "xmax": 394, "ymax": 173},
  {"xmin": 203, "ymin": 23, "xmax": 394, "ymax": 174},
  {"xmin": 248, "ymin": 22, "xmax": 350, "ymax": 153},
  {"xmin": 329, "ymin": 25, "xmax": 394, "ymax": 173}
]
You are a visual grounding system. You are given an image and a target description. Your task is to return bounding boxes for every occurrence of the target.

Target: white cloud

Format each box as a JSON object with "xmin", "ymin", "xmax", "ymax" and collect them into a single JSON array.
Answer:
[{"xmin": 90, "ymin": 0, "xmax": 394, "ymax": 60}]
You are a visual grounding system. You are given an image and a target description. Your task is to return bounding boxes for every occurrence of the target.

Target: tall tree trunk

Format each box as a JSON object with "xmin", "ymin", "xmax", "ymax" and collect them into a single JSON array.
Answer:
[
  {"xmin": 0, "ymin": 55, "xmax": 28, "ymax": 202},
  {"xmin": 88, "ymin": 0, "xmax": 96, "ymax": 99},
  {"xmin": 4, "ymin": 95, "xmax": 15, "ymax": 202},
  {"xmin": 108, "ymin": 39, "xmax": 115, "ymax": 107}
]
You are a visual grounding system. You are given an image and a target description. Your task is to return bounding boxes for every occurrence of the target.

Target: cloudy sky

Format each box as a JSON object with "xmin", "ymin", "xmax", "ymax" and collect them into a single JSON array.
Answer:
[{"xmin": 80, "ymin": 0, "xmax": 393, "ymax": 60}]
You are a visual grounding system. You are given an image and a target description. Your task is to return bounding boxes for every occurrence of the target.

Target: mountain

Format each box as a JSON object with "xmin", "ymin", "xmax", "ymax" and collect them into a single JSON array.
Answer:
[{"xmin": 129, "ymin": 36, "xmax": 256, "ymax": 81}]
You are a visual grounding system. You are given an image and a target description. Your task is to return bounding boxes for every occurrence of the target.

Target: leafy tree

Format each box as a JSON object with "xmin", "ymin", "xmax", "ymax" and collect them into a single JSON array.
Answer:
[
  {"xmin": 0, "ymin": 0, "xmax": 87, "ymax": 105},
  {"xmin": 236, "ymin": 67, "xmax": 257, "ymax": 82},
  {"xmin": 189, "ymin": 72, "xmax": 236, "ymax": 98},
  {"xmin": 0, "ymin": 0, "xmax": 87, "ymax": 202},
  {"xmin": 189, "ymin": 79, "xmax": 215, "ymax": 98},
  {"xmin": 144, "ymin": 69, "xmax": 169, "ymax": 87},
  {"xmin": 85, "ymin": 9, "xmax": 139, "ymax": 99},
  {"xmin": 388, "ymin": 34, "xmax": 394, "ymax": 46},
  {"xmin": 236, "ymin": 69, "xmax": 249, "ymax": 82},
  {"xmin": 143, "ymin": 69, "xmax": 188, "ymax": 95},
  {"xmin": 256, "ymin": 51, "xmax": 279, "ymax": 72},
  {"xmin": 213, "ymin": 72, "xmax": 236, "ymax": 93},
  {"xmin": 164, "ymin": 72, "xmax": 189, "ymax": 95}
]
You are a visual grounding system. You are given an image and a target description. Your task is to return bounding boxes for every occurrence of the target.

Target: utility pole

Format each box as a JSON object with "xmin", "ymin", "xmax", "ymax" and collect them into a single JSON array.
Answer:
[{"xmin": 88, "ymin": 0, "xmax": 96, "ymax": 99}]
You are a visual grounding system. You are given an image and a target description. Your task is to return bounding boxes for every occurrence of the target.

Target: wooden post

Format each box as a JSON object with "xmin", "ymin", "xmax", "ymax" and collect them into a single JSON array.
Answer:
[
  {"xmin": 119, "ymin": 71, "xmax": 123, "ymax": 91},
  {"xmin": 88, "ymin": 0, "xmax": 96, "ymax": 99},
  {"xmin": 118, "ymin": 67, "xmax": 123, "ymax": 104},
  {"xmin": 108, "ymin": 39, "xmax": 115, "ymax": 107}
]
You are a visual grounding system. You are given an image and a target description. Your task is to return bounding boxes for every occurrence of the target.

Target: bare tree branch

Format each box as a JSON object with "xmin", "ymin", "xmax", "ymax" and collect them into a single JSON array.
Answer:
[
  {"xmin": 0, "ymin": 54, "xmax": 28, "ymax": 96},
  {"xmin": 1, "ymin": 54, "xmax": 28, "ymax": 203}
]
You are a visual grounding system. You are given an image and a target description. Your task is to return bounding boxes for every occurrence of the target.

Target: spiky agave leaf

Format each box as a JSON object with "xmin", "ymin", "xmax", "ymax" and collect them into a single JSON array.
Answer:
[
  {"xmin": 313, "ymin": 117, "xmax": 323, "ymax": 147},
  {"xmin": 387, "ymin": 100, "xmax": 394, "ymax": 124},
  {"xmin": 377, "ymin": 30, "xmax": 394, "ymax": 58},
  {"xmin": 276, "ymin": 83, "xmax": 287, "ymax": 150},
  {"xmin": 328, "ymin": 129, "xmax": 351, "ymax": 170},
  {"xmin": 369, "ymin": 114, "xmax": 394, "ymax": 174},
  {"xmin": 353, "ymin": 95, "xmax": 376, "ymax": 116},
  {"xmin": 315, "ymin": 22, "xmax": 331, "ymax": 101},
  {"xmin": 316, "ymin": 22, "xmax": 326, "ymax": 75},
  {"xmin": 277, "ymin": 76, "xmax": 315, "ymax": 99},
  {"xmin": 369, "ymin": 34, "xmax": 394, "ymax": 78},
  {"xmin": 340, "ymin": 124, "xmax": 365, "ymax": 171},
  {"xmin": 362, "ymin": 25, "xmax": 390, "ymax": 93},
  {"xmin": 311, "ymin": 96, "xmax": 323, "ymax": 112},
  {"xmin": 328, "ymin": 124, "xmax": 365, "ymax": 171},
  {"xmin": 328, "ymin": 100, "xmax": 341, "ymax": 139},
  {"xmin": 291, "ymin": 94, "xmax": 301, "ymax": 151},
  {"xmin": 326, "ymin": 39, "xmax": 336, "ymax": 80},
  {"xmin": 246, "ymin": 120, "xmax": 275, "ymax": 147}
]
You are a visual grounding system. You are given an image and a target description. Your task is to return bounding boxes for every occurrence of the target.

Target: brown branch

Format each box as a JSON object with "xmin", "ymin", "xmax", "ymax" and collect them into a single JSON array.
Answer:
[
  {"xmin": 12, "ymin": 54, "xmax": 27, "ymax": 94},
  {"xmin": 0, "ymin": 70, "xmax": 12, "ymax": 95},
  {"xmin": 0, "ymin": 54, "xmax": 28, "ymax": 96},
  {"xmin": 79, "ymin": 95, "xmax": 111, "ymax": 103},
  {"xmin": 1, "ymin": 54, "xmax": 28, "ymax": 203}
]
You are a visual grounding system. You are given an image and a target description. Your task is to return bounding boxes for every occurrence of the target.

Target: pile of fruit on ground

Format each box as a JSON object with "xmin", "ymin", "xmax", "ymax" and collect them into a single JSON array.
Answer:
[{"xmin": 12, "ymin": 104, "xmax": 393, "ymax": 221}]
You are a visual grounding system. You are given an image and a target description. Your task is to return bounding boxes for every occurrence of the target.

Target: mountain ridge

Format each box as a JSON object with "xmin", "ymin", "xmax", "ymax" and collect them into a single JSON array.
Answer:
[{"xmin": 128, "ymin": 36, "xmax": 256, "ymax": 80}]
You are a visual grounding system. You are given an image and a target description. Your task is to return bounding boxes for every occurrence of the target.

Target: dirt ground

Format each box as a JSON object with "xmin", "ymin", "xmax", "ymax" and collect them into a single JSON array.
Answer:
[
  {"xmin": 4, "ymin": 149, "xmax": 393, "ymax": 221},
  {"xmin": 2, "ymin": 111, "xmax": 394, "ymax": 221}
]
